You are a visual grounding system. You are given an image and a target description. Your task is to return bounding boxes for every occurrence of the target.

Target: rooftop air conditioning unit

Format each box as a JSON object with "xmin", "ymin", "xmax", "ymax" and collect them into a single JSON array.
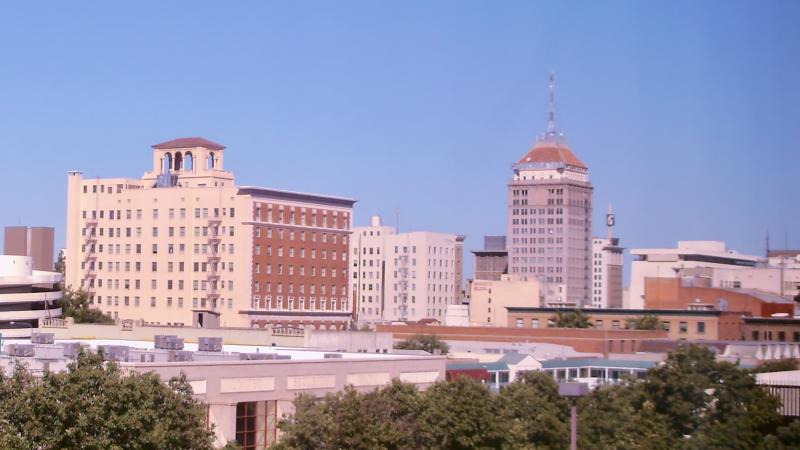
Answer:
[
  {"xmin": 239, "ymin": 353, "xmax": 274, "ymax": 360},
  {"xmin": 198, "ymin": 337, "xmax": 223, "ymax": 352},
  {"xmin": 323, "ymin": 353, "xmax": 343, "ymax": 359},
  {"xmin": 31, "ymin": 332, "xmax": 55, "ymax": 345},
  {"xmin": 62, "ymin": 342, "xmax": 84, "ymax": 358},
  {"xmin": 6, "ymin": 344, "xmax": 35, "ymax": 357},
  {"xmin": 169, "ymin": 351, "xmax": 194, "ymax": 362},
  {"xmin": 99, "ymin": 345, "xmax": 130, "ymax": 362},
  {"xmin": 154, "ymin": 335, "xmax": 184, "ymax": 350}
]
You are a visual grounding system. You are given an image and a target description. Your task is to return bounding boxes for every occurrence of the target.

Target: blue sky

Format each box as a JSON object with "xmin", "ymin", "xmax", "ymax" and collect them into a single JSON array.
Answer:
[{"xmin": 1, "ymin": 1, "xmax": 798, "ymax": 281}]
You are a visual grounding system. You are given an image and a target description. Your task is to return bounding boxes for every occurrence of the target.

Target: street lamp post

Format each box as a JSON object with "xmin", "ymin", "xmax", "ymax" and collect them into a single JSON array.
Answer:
[{"xmin": 559, "ymin": 381, "xmax": 591, "ymax": 450}]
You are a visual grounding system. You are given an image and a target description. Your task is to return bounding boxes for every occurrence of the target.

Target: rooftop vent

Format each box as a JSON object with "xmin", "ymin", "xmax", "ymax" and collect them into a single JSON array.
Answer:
[
  {"xmin": 323, "ymin": 353, "xmax": 343, "ymax": 359},
  {"xmin": 154, "ymin": 335, "xmax": 184, "ymax": 350},
  {"xmin": 99, "ymin": 345, "xmax": 130, "ymax": 362},
  {"xmin": 198, "ymin": 337, "xmax": 223, "ymax": 352},
  {"xmin": 6, "ymin": 344, "xmax": 35, "ymax": 357},
  {"xmin": 31, "ymin": 332, "xmax": 55, "ymax": 345},
  {"xmin": 62, "ymin": 342, "xmax": 84, "ymax": 358},
  {"xmin": 169, "ymin": 351, "xmax": 194, "ymax": 362},
  {"xmin": 239, "ymin": 353, "xmax": 281, "ymax": 360}
]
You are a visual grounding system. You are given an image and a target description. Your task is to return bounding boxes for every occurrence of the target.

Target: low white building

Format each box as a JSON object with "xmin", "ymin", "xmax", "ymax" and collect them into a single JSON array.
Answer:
[
  {"xmin": 0, "ymin": 255, "xmax": 63, "ymax": 339},
  {"xmin": 350, "ymin": 216, "xmax": 462, "ymax": 323},
  {"xmin": 628, "ymin": 241, "xmax": 763, "ymax": 309}
]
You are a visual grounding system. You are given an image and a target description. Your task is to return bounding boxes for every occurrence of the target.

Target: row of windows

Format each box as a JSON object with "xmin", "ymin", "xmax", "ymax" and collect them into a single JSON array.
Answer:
[
  {"xmin": 254, "ymin": 246, "xmax": 343, "ymax": 260},
  {"xmin": 253, "ymin": 264, "xmax": 344, "ymax": 278},
  {"xmin": 253, "ymin": 282, "xmax": 343, "ymax": 295},
  {"xmin": 254, "ymin": 203, "xmax": 348, "ymax": 229},
  {"xmin": 82, "ymin": 260, "xmax": 234, "ymax": 273},
  {"xmin": 83, "ymin": 278, "xmax": 234, "ymax": 291},
  {"xmin": 82, "ymin": 242, "xmax": 235, "ymax": 256},
  {"xmin": 84, "ymin": 225, "xmax": 233, "ymax": 239},
  {"xmin": 90, "ymin": 295, "xmax": 233, "ymax": 310},
  {"xmin": 255, "ymin": 226, "xmax": 346, "ymax": 244},
  {"xmin": 251, "ymin": 296, "xmax": 347, "ymax": 311},
  {"xmin": 83, "ymin": 207, "xmax": 234, "ymax": 220}
]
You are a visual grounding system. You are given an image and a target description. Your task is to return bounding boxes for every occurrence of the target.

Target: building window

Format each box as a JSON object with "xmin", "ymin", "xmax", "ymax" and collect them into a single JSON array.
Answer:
[
  {"xmin": 697, "ymin": 322, "xmax": 705, "ymax": 334},
  {"xmin": 515, "ymin": 318, "xmax": 524, "ymax": 328},
  {"xmin": 531, "ymin": 319, "xmax": 539, "ymax": 328},
  {"xmin": 752, "ymin": 330, "xmax": 759, "ymax": 340},
  {"xmin": 235, "ymin": 401, "xmax": 277, "ymax": 449},
  {"xmin": 679, "ymin": 322, "xmax": 688, "ymax": 333}
]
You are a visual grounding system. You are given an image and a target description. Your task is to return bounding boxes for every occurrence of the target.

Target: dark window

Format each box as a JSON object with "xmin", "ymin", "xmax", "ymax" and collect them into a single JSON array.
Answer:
[
  {"xmin": 235, "ymin": 401, "xmax": 277, "ymax": 449},
  {"xmin": 778, "ymin": 331, "xmax": 786, "ymax": 342},
  {"xmin": 752, "ymin": 330, "xmax": 759, "ymax": 340},
  {"xmin": 697, "ymin": 322, "xmax": 705, "ymax": 334}
]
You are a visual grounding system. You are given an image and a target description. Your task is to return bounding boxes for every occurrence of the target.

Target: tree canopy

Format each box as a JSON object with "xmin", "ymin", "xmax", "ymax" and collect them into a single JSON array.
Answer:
[
  {"xmin": 276, "ymin": 344, "xmax": 800, "ymax": 450},
  {"xmin": 60, "ymin": 288, "xmax": 114, "ymax": 324},
  {"xmin": 550, "ymin": 309, "xmax": 592, "ymax": 328},
  {"xmin": 394, "ymin": 334, "xmax": 450, "ymax": 354},
  {"xmin": 0, "ymin": 351, "xmax": 215, "ymax": 449},
  {"xmin": 625, "ymin": 314, "xmax": 665, "ymax": 330}
]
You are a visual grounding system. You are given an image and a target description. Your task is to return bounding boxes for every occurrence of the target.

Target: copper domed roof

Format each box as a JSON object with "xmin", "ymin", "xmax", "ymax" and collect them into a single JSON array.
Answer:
[{"xmin": 517, "ymin": 138, "xmax": 587, "ymax": 169}]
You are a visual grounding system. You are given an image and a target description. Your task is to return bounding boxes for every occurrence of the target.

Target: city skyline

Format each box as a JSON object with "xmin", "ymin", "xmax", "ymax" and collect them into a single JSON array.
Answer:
[{"xmin": 1, "ymin": 1, "xmax": 799, "ymax": 281}]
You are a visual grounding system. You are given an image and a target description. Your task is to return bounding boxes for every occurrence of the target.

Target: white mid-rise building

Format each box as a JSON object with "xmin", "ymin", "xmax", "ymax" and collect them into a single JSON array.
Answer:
[
  {"xmin": 349, "ymin": 216, "xmax": 461, "ymax": 323},
  {"xmin": 628, "ymin": 241, "xmax": 763, "ymax": 309},
  {"xmin": 590, "ymin": 237, "xmax": 623, "ymax": 308}
]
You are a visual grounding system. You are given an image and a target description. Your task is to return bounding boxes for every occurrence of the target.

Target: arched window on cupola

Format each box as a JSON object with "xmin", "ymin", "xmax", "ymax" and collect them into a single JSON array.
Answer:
[
  {"xmin": 162, "ymin": 152, "xmax": 172, "ymax": 174},
  {"xmin": 174, "ymin": 152, "xmax": 183, "ymax": 171},
  {"xmin": 207, "ymin": 152, "xmax": 215, "ymax": 169},
  {"xmin": 184, "ymin": 152, "xmax": 194, "ymax": 171}
]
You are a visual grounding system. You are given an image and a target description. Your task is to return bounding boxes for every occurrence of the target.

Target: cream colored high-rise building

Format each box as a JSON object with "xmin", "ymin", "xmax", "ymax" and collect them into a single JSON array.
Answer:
[
  {"xmin": 65, "ymin": 137, "xmax": 355, "ymax": 329},
  {"xmin": 349, "ymin": 215, "xmax": 461, "ymax": 323},
  {"xmin": 508, "ymin": 74, "xmax": 592, "ymax": 307}
]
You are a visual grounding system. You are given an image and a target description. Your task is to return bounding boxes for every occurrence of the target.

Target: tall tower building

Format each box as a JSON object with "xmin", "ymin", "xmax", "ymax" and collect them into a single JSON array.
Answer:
[{"xmin": 508, "ymin": 74, "xmax": 593, "ymax": 307}]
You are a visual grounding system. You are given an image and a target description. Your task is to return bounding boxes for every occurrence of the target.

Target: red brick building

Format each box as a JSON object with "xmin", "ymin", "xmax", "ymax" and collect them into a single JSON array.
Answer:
[{"xmin": 243, "ymin": 188, "xmax": 356, "ymax": 330}]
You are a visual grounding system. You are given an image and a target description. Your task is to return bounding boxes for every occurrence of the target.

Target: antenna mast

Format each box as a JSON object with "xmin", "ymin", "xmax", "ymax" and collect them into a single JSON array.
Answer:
[{"xmin": 546, "ymin": 72, "xmax": 557, "ymax": 136}]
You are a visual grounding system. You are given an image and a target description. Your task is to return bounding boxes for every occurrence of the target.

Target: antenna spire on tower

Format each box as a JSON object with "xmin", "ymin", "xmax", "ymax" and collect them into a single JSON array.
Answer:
[{"xmin": 546, "ymin": 72, "xmax": 557, "ymax": 135}]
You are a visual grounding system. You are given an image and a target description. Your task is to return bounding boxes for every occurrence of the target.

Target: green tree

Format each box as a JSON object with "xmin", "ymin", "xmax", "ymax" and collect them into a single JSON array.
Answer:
[
  {"xmin": 578, "ymin": 384, "xmax": 675, "ymax": 450},
  {"xmin": 416, "ymin": 377, "xmax": 507, "ymax": 449},
  {"xmin": 54, "ymin": 249, "xmax": 66, "ymax": 276},
  {"xmin": 498, "ymin": 371, "xmax": 570, "ymax": 449},
  {"xmin": 764, "ymin": 419, "xmax": 800, "ymax": 450},
  {"xmin": 642, "ymin": 345, "xmax": 783, "ymax": 449},
  {"xmin": 550, "ymin": 309, "xmax": 592, "ymax": 328},
  {"xmin": 0, "ymin": 351, "xmax": 214, "ymax": 449},
  {"xmin": 60, "ymin": 288, "xmax": 114, "ymax": 324},
  {"xmin": 276, "ymin": 380, "xmax": 424, "ymax": 450},
  {"xmin": 394, "ymin": 334, "xmax": 450, "ymax": 354},
  {"xmin": 626, "ymin": 314, "xmax": 665, "ymax": 330},
  {"xmin": 750, "ymin": 359, "xmax": 799, "ymax": 373}
]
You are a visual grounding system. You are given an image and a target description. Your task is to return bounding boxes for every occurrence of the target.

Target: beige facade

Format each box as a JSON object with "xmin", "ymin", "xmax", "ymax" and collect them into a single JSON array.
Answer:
[
  {"xmin": 469, "ymin": 274, "xmax": 542, "ymax": 327},
  {"xmin": 507, "ymin": 76, "xmax": 592, "ymax": 307},
  {"xmin": 349, "ymin": 216, "xmax": 462, "ymax": 323},
  {"xmin": 65, "ymin": 137, "xmax": 354, "ymax": 329}
]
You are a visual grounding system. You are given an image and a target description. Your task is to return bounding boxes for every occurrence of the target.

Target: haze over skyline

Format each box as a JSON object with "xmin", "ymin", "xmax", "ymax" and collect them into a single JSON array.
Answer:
[{"xmin": 1, "ymin": 1, "xmax": 798, "ymax": 280}]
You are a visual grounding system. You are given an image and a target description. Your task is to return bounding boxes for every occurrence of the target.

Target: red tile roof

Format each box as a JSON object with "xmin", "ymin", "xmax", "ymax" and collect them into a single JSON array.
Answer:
[
  {"xmin": 152, "ymin": 137, "xmax": 225, "ymax": 151},
  {"xmin": 517, "ymin": 142, "xmax": 587, "ymax": 169}
]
